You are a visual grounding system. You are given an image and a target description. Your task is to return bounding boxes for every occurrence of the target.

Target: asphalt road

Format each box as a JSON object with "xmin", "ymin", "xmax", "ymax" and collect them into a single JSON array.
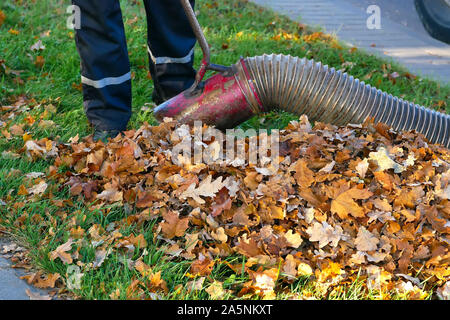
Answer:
[
  {"xmin": 343, "ymin": 0, "xmax": 436, "ymax": 42},
  {"xmin": 344, "ymin": 0, "xmax": 431, "ymax": 38},
  {"xmin": 252, "ymin": 0, "xmax": 450, "ymax": 82}
]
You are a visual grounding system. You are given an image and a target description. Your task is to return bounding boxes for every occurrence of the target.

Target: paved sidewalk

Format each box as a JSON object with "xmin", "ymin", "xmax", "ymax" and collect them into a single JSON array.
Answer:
[
  {"xmin": 251, "ymin": 0, "xmax": 450, "ymax": 83},
  {"xmin": 0, "ymin": 238, "xmax": 51, "ymax": 300}
]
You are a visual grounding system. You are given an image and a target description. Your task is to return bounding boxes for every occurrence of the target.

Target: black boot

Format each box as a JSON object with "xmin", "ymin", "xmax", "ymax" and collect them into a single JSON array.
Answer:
[
  {"xmin": 144, "ymin": 0, "xmax": 196, "ymax": 106},
  {"xmin": 93, "ymin": 129, "xmax": 122, "ymax": 143}
]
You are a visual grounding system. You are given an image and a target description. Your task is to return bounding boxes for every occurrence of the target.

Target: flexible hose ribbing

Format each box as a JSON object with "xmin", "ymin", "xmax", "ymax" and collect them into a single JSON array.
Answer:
[{"xmin": 244, "ymin": 54, "xmax": 449, "ymax": 148}]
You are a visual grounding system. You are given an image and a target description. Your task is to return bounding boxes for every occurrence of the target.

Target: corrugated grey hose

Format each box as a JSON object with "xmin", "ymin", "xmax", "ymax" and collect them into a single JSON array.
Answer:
[{"xmin": 245, "ymin": 54, "xmax": 449, "ymax": 148}]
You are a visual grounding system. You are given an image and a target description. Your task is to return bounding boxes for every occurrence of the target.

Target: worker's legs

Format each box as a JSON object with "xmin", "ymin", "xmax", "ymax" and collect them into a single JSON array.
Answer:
[
  {"xmin": 72, "ymin": 0, "xmax": 132, "ymax": 131},
  {"xmin": 143, "ymin": 0, "xmax": 197, "ymax": 104}
]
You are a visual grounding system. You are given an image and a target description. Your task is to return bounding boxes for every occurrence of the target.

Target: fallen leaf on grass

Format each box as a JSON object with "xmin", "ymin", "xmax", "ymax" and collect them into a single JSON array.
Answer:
[
  {"xmin": 331, "ymin": 188, "xmax": 373, "ymax": 219},
  {"xmin": 368, "ymin": 147, "xmax": 404, "ymax": 173},
  {"xmin": 0, "ymin": 10, "xmax": 5, "ymax": 27},
  {"xmin": 186, "ymin": 277, "xmax": 205, "ymax": 293},
  {"xmin": 27, "ymin": 181, "xmax": 47, "ymax": 195},
  {"xmin": 206, "ymin": 281, "xmax": 226, "ymax": 299},
  {"xmin": 49, "ymin": 239, "xmax": 73, "ymax": 264},
  {"xmin": 22, "ymin": 272, "xmax": 60, "ymax": 289},
  {"xmin": 25, "ymin": 289, "xmax": 52, "ymax": 300},
  {"xmin": 1, "ymin": 150, "xmax": 20, "ymax": 160},
  {"xmin": 355, "ymin": 226, "xmax": 379, "ymax": 252},
  {"xmin": 8, "ymin": 28, "xmax": 20, "ymax": 35},
  {"xmin": 93, "ymin": 249, "xmax": 110, "ymax": 269},
  {"xmin": 30, "ymin": 40, "xmax": 45, "ymax": 51},
  {"xmin": 190, "ymin": 257, "xmax": 215, "ymax": 276},
  {"xmin": 160, "ymin": 211, "xmax": 189, "ymax": 239},
  {"xmin": 35, "ymin": 56, "xmax": 45, "ymax": 68},
  {"xmin": 96, "ymin": 188, "xmax": 123, "ymax": 203},
  {"xmin": 66, "ymin": 265, "xmax": 84, "ymax": 290},
  {"xmin": 306, "ymin": 221, "xmax": 345, "ymax": 248},
  {"xmin": 9, "ymin": 124, "xmax": 24, "ymax": 136},
  {"xmin": 180, "ymin": 175, "xmax": 225, "ymax": 204}
]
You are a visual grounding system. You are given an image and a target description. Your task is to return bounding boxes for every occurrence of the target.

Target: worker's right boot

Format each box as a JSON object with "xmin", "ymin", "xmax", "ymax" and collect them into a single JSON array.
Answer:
[
  {"xmin": 143, "ymin": 0, "xmax": 197, "ymax": 105},
  {"xmin": 93, "ymin": 129, "xmax": 122, "ymax": 143}
]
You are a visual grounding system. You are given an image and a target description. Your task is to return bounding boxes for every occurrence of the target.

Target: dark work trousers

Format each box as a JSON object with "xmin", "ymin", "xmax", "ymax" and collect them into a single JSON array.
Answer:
[{"xmin": 72, "ymin": 0, "xmax": 196, "ymax": 131}]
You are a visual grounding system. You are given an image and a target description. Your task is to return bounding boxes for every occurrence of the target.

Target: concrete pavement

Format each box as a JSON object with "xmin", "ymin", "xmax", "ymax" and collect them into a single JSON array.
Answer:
[
  {"xmin": 251, "ymin": 0, "xmax": 450, "ymax": 83},
  {"xmin": 0, "ymin": 238, "xmax": 52, "ymax": 300}
]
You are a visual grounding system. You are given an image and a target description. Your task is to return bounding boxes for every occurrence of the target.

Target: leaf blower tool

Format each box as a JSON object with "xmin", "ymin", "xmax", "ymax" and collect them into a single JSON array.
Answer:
[{"xmin": 154, "ymin": 0, "xmax": 450, "ymax": 149}]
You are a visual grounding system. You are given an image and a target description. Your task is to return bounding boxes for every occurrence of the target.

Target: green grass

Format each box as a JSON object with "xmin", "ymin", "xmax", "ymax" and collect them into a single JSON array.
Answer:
[{"xmin": 0, "ymin": 0, "xmax": 447, "ymax": 300}]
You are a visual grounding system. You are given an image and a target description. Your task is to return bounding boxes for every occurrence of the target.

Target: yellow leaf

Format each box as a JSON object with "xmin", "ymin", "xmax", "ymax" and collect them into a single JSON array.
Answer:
[
  {"xmin": 70, "ymin": 226, "xmax": 85, "ymax": 239},
  {"xmin": 284, "ymin": 230, "xmax": 303, "ymax": 248},
  {"xmin": 368, "ymin": 147, "xmax": 404, "ymax": 173},
  {"xmin": 8, "ymin": 28, "xmax": 20, "ymax": 35},
  {"xmin": 206, "ymin": 281, "xmax": 225, "ymax": 299},
  {"xmin": 23, "ymin": 133, "xmax": 32, "ymax": 142},
  {"xmin": 297, "ymin": 262, "xmax": 313, "ymax": 277}
]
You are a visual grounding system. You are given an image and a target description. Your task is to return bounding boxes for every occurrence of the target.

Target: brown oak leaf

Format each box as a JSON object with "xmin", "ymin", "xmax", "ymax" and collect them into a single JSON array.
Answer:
[{"xmin": 160, "ymin": 211, "xmax": 189, "ymax": 239}]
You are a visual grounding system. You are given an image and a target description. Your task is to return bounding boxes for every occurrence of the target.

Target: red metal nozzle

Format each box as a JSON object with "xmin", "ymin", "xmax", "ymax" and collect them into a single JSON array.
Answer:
[
  {"xmin": 159, "ymin": 0, "xmax": 259, "ymax": 128},
  {"xmin": 154, "ymin": 54, "xmax": 450, "ymax": 148},
  {"xmin": 154, "ymin": 60, "xmax": 261, "ymax": 129}
]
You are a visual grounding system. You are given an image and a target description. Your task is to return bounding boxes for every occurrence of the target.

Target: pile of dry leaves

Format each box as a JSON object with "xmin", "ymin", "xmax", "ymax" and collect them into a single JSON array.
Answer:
[{"xmin": 16, "ymin": 115, "xmax": 450, "ymax": 299}]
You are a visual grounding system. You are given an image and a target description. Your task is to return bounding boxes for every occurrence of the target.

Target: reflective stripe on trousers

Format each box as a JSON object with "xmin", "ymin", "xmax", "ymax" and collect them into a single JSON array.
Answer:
[{"xmin": 72, "ymin": 0, "xmax": 196, "ymax": 131}]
